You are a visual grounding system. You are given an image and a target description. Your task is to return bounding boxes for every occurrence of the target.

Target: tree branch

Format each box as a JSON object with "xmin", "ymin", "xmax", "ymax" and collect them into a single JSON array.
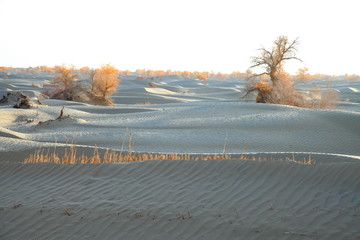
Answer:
[{"xmin": 242, "ymin": 87, "xmax": 257, "ymax": 99}]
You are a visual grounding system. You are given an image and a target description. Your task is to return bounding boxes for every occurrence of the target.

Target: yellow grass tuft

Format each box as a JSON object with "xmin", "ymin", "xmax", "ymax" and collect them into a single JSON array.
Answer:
[{"xmin": 23, "ymin": 145, "xmax": 315, "ymax": 165}]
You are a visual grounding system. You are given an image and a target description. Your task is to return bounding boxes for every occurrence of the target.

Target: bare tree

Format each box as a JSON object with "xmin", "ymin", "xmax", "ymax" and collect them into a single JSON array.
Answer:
[
  {"xmin": 245, "ymin": 36, "xmax": 302, "ymax": 104},
  {"xmin": 244, "ymin": 36, "xmax": 338, "ymax": 108},
  {"xmin": 296, "ymin": 67, "xmax": 312, "ymax": 82},
  {"xmin": 251, "ymin": 36, "xmax": 301, "ymax": 84}
]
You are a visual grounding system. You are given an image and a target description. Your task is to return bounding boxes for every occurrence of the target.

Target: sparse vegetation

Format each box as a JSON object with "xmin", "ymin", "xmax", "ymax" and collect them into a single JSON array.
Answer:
[
  {"xmin": 0, "ymin": 63, "xmax": 346, "ymax": 108},
  {"xmin": 196, "ymin": 72, "xmax": 209, "ymax": 81},
  {"xmin": 295, "ymin": 67, "xmax": 312, "ymax": 82},
  {"xmin": 2, "ymin": 64, "xmax": 359, "ymax": 83}
]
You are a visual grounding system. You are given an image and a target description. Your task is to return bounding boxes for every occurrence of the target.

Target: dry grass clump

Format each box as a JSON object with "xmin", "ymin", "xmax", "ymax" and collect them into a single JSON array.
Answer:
[
  {"xmin": 24, "ymin": 146, "xmax": 232, "ymax": 164},
  {"xmin": 24, "ymin": 145, "xmax": 314, "ymax": 165}
]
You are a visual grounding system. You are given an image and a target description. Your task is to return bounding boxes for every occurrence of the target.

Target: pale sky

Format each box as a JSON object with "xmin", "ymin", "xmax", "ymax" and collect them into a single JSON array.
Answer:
[{"xmin": 0, "ymin": 0, "xmax": 359, "ymax": 75}]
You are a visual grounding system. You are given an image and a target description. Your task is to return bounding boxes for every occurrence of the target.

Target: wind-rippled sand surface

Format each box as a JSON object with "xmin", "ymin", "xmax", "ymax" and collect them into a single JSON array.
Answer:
[
  {"xmin": 1, "ymin": 73, "xmax": 360, "ymax": 239},
  {"xmin": 1, "ymin": 160, "xmax": 360, "ymax": 240}
]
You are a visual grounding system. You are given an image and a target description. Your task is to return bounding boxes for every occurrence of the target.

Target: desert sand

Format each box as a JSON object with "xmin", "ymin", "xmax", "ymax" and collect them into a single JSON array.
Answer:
[{"xmin": 1, "ymin": 72, "xmax": 360, "ymax": 239}]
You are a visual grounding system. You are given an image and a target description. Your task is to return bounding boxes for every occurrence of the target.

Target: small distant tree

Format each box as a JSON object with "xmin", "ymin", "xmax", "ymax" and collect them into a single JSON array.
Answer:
[
  {"xmin": 344, "ymin": 74, "xmax": 360, "ymax": 82},
  {"xmin": 135, "ymin": 69, "xmax": 145, "ymax": 76},
  {"xmin": 120, "ymin": 70, "xmax": 131, "ymax": 76},
  {"xmin": 79, "ymin": 66, "xmax": 90, "ymax": 73},
  {"xmin": 196, "ymin": 72, "xmax": 209, "ymax": 81},
  {"xmin": 54, "ymin": 65, "xmax": 77, "ymax": 91},
  {"xmin": 296, "ymin": 67, "xmax": 312, "ymax": 82},
  {"xmin": 0, "ymin": 66, "xmax": 13, "ymax": 76},
  {"xmin": 155, "ymin": 70, "xmax": 165, "ymax": 77},
  {"xmin": 38, "ymin": 65, "xmax": 53, "ymax": 73},
  {"xmin": 91, "ymin": 64, "xmax": 120, "ymax": 100},
  {"xmin": 182, "ymin": 71, "xmax": 191, "ymax": 78}
]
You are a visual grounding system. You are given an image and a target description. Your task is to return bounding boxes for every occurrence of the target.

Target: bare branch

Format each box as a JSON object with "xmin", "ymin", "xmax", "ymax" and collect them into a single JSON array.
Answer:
[
  {"xmin": 247, "ymin": 72, "xmax": 268, "ymax": 79},
  {"xmin": 242, "ymin": 87, "xmax": 257, "ymax": 99},
  {"xmin": 282, "ymin": 57, "xmax": 303, "ymax": 62},
  {"xmin": 249, "ymin": 36, "xmax": 301, "ymax": 82}
]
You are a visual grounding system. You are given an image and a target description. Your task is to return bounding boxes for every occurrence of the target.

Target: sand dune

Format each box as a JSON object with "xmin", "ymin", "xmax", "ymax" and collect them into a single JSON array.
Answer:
[
  {"xmin": 2, "ymin": 100, "xmax": 359, "ymax": 155},
  {"xmin": 1, "ymin": 160, "xmax": 359, "ymax": 240},
  {"xmin": 1, "ymin": 73, "xmax": 360, "ymax": 239},
  {"xmin": 145, "ymin": 87, "xmax": 178, "ymax": 95},
  {"xmin": 348, "ymin": 87, "xmax": 359, "ymax": 92}
]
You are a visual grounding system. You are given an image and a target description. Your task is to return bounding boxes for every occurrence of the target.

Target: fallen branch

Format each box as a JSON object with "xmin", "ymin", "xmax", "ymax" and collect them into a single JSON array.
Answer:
[
  {"xmin": 37, "ymin": 106, "xmax": 70, "ymax": 125},
  {"xmin": 56, "ymin": 106, "xmax": 69, "ymax": 120}
]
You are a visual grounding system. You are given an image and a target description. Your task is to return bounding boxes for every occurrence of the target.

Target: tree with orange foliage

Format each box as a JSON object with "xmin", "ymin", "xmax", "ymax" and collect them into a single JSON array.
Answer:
[
  {"xmin": 54, "ymin": 65, "xmax": 77, "ymax": 91},
  {"xmin": 0, "ymin": 66, "xmax": 9, "ymax": 72},
  {"xmin": 155, "ymin": 70, "xmax": 165, "ymax": 77},
  {"xmin": 135, "ymin": 69, "xmax": 145, "ymax": 76},
  {"xmin": 91, "ymin": 64, "xmax": 120, "ymax": 100},
  {"xmin": 120, "ymin": 70, "xmax": 131, "ymax": 76},
  {"xmin": 196, "ymin": 72, "xmax": 209, "ymax": 81},
  {"xmin": 79, "ymin": 66, "xmax": 91, "ymax": 73},
  {"xmin": 38, "ymin": 65, "xmax": 54, "ymax": 72},
  {"xmin": 296, "ymin": 67, "xmax": 312, "ymax": 82},
  {"xmin": 181, "ymin": 71, "xmax": 191, "ymax": 78}
]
